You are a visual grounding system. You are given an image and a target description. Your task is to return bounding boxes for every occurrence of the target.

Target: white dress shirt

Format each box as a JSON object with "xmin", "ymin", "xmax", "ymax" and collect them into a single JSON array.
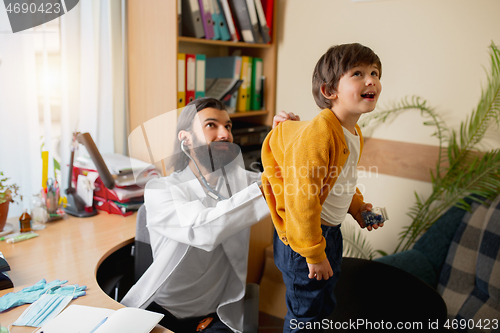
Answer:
[{"xmin": 121, "ymin": 159, "xmax": 268, "ymax": 333}]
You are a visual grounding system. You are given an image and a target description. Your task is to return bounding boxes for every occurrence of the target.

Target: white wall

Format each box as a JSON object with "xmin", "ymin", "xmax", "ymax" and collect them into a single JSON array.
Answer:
[
  {"xmin": 0, "ymin": 11, "xmax": 41, "ymax": 216},
  {"xmin": 275, "ymin": 0, "xmax": 500, "ymax": 255}
]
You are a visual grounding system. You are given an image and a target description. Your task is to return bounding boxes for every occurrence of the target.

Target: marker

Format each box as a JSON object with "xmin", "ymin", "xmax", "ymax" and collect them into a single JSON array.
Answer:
[
  {"xmin": 0, "ymin": 232, "xmax": 21, "ymax": 241},
  {"xmin": 89, "ymin": 317, "xmax": 108, "ymax": 333},
  {"xmin": 6, "ymin": 232, "xmax": 39, "ymax": 244}
]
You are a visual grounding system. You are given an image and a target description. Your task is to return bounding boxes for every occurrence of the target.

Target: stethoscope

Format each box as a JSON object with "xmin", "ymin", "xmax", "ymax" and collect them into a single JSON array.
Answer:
[{"xmin": 181, "ymin": 139, "xmax": 229, "ymax": 201}]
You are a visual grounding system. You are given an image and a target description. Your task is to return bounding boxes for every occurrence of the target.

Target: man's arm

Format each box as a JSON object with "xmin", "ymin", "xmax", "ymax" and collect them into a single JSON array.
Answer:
[{"xmin": 145, "ymin": 177, "xmax": 268, "ymax": 252}]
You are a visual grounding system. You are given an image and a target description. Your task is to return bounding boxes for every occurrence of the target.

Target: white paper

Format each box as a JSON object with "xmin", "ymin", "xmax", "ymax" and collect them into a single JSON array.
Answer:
[
  {"xmin": 35, "ymin": 305, "xmax": 163, "ymax": 333},
  {"xmin": 76, "ymin": 174, "xmax": 94, "ymax": 207}
]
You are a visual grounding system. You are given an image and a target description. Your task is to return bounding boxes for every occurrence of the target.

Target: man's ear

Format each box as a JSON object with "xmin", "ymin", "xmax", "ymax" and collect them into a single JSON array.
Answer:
[
  {"xmin": 320, "ymin": 84, "xmax": 337, "ymax": 101},
  {"xmin": 178, "ymin": 130, "xmax": 190, "ymax": 145}
]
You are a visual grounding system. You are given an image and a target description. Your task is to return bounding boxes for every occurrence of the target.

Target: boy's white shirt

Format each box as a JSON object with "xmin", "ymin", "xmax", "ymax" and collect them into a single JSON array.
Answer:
[{"xmin": 321, "ymin": 126, "xmax": 361, "ymax": 225}]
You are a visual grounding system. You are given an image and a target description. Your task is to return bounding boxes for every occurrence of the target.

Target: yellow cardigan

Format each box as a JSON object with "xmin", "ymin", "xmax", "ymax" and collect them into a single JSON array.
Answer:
[{"xmin": 261, "ymin": 108, "xmax": 365, "ymax": 264}]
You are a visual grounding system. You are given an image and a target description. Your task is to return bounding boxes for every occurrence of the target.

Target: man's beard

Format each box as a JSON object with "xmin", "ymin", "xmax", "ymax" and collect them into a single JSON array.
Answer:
[{"xmin": 190, "ymin": 137, "xmax": 241, "ymax": 173}]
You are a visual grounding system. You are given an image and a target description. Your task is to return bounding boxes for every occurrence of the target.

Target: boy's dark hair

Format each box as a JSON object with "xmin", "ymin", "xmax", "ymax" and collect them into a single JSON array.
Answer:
[
  {"xmin": 169, "ymin": 97, "xmax": 227, "ymax": 172},
  {"xmin": 312, "ymin": 43, "xmax": 382, "ymax": 109}
]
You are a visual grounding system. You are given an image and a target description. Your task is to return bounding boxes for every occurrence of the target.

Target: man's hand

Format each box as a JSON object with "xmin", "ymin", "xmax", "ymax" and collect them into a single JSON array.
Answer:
[
  {"xmin": 354, "ymin": 203, "xmax": 384, "ymax": 231},
  {"xmin": 307, "ymin": 258, "xmax": 333, "ymax": 281},
  {"xmin": 272, "ymin": 111, "xmax": 300, "ymax": 129}
]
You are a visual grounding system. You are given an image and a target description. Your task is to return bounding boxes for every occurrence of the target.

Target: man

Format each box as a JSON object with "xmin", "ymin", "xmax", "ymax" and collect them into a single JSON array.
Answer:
[{"xmin": 122, "ymin": 97, "xmax": 298, "ymax": 332}]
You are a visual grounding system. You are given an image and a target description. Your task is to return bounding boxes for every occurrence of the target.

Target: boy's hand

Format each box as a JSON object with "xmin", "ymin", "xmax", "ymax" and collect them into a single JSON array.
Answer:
[
  {"xmin": 354, "ymin": 203, "xmax": 384, "ymax": 231},
  {"xmin": 307, "ymin": 258, "xmax": 333, "ymax": 281},
  {"xmin": 272, "ymin": 111, "xmax": 300, "ymax": 129}
]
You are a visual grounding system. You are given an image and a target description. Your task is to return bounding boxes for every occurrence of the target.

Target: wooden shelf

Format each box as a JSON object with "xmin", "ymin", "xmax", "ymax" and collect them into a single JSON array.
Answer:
[
  {"xmin": 127, "ymin": 0, "xmax": 279, "ymax": 288},
  {"xmin": 229, "ymin": 110, "xmax": 269, "ymax": 118},
  {"xmin": 128, "ymin": 0, "xmax": 277, "ymax": 131},
  {"xmin": 178, "ymin": 36, "xmax": 272, "ymax": 49}
]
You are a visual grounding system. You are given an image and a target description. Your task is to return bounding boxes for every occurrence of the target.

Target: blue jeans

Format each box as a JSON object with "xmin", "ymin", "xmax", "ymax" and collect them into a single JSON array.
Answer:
[{"xmin": 274, "ymin": 224, "xmax": 343, "ymax": 333}]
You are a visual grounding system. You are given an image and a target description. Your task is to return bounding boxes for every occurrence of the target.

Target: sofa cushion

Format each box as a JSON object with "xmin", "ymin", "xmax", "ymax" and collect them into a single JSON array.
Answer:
[
  {"xmin": 374, "ymin": 200, "xmax": 470, "ymax": 288},
  {"xmin": 375, "ymin": 249, "xmax": 437, "ymax": 287},
  {"xmin": 476, "ymin": 199, "xmax": 500, "ymax": 300},
  {"xmin": 438, "ymin": 195, "xmax": 500, "ymax": 329},
  {"xmin": 413, "ymin": 202, "xmax": 469, "ymax": 280}
]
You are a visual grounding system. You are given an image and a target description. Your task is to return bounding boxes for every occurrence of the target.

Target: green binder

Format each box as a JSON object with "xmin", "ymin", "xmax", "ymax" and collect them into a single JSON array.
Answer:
[{"xmin": 250, "ymin": 57, "xmax": 263, "ymax": 110}]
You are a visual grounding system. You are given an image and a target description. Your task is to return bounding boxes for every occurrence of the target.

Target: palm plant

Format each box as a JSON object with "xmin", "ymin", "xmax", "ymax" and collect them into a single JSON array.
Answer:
[
  {"xmin": 341, "ymin": 220, "xmax": 386, "ymax": 259},
  {"xmin": 360, "ymin": 42, "xmax": 500, "ymax": 253}
]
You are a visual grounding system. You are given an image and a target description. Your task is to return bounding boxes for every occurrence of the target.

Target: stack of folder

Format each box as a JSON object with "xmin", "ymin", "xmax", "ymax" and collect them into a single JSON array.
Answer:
[
  {"xmin": 207, "ymin": 55, "xmax": 264, "ymax": 112},
  {"xmin": 178, "ymin": 53, "xmax": 207, "ymax": 108},
  {"xmin": 179, "ymin": 54, "xmax": 264, "ymax": 113},
  {"xmin": 73, "ymin": 154, "xmax": 160, "ymax": 217},
  {"xmin": 205, "ymin": 56, "xmax": 242, "ymax": 113},
  {"xmin": 180, "ymin": 0, "xmax": 272, "ymax": 44}
]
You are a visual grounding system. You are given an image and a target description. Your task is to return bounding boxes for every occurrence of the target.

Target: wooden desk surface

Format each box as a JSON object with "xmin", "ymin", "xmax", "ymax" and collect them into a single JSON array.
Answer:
[{"xmin": 0, "ymin": 213, "xmax": 171, "ymax": 332}]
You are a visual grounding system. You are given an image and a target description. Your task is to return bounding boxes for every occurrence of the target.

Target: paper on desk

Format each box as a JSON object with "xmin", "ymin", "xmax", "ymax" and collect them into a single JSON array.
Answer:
[
  {"xmin": 76, "ymin": 173, "xmax": 98, "ymax": 207},
  {"xmin": 76, "ymin": 153, "xmax": 156, "ymax": 175},
  {"xmin": 35, "ymin": 304, "xmax": 163, "ymax": 333}
]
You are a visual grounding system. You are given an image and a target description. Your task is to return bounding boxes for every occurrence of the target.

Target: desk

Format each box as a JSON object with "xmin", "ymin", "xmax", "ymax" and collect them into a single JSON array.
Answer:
[{"xmin": 0, "ymin": 213, "xmax": 170, "ymax": 333}]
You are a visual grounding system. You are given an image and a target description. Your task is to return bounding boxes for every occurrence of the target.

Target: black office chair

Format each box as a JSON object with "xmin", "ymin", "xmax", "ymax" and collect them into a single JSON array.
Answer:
[
  {"xmin": 328, "ymin": 257, "xmax": 448, "ymax": 331},
  {"xmin": 134, "ymin": 205, "xmax": 259, "ymax": 333},
  {"xmin": 134, "ymin": 205, "xmax": 153, "ymax": 282}
]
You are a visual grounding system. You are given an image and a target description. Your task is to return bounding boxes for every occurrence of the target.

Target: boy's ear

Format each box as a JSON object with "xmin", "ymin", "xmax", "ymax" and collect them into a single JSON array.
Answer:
[{"xmin": 320, "ymin": 84, "xmax": 337, "ymax": 101}]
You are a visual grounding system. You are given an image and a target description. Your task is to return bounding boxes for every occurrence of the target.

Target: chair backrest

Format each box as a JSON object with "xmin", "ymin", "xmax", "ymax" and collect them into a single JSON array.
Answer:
[{"xmin": 134, "ymin": 204, "xmax": 154, "ymax": 282}]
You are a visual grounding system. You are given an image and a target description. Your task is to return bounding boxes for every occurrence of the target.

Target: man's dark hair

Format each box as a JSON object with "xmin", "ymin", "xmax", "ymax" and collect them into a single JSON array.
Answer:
[
  {"xmin": 168, "ymin": 97, "xmax": 227, "ymax": 172},
  {"xmin": 312, "ymin": 43, "xmax": 382, "ymax": 109}
]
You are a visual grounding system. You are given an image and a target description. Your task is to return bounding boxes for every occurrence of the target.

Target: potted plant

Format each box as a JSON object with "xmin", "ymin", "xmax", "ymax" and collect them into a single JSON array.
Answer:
[
  {"xmin": 360, "ymin": 42, "xmax": 500, "ymax": 253},
  {"xmin": 0, "ymin": 172, "xmax": 21, "ymax": 232}
]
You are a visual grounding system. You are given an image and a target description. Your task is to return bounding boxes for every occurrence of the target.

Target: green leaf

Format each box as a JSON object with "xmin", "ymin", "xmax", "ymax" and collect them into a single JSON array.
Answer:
[{"xmin": 341, "ymin": 221, "xmax": 381, "ymax": 260}]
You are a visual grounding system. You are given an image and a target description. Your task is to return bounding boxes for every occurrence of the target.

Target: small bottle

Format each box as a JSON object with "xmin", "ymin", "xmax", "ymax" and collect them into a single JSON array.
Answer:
[
  {"xmin": 19, "ymin": 209, "xmax": 32, "ymax": 233},
  {"xmin": 361, "ymin": 207, "xmax": 389, "ymax": 227},
  {"xmin": 31, "ymin": 194, "xmax": 47, "ymax": 230}
]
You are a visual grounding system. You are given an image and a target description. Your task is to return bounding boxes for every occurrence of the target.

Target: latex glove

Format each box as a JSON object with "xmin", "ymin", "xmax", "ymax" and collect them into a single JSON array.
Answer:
[
  {"xmin": 0, "ymin": 279, "xmax": 67, "ymax": 312},
  {"xmin": 48, "ymin": 284, "xmax": 87, "ymax": 299}
]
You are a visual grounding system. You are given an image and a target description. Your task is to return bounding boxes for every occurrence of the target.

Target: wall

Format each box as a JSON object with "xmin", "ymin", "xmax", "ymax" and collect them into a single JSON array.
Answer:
[
  {"xmin": 275, "ymin": 0, "xmax": 500, "ymax": 255},
  {"xmin": 0, "ymin": 11, "xmax": 41, "ymax": 216}
]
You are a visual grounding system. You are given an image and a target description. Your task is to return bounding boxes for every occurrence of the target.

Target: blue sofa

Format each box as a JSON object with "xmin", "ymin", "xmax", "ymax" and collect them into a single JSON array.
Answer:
[
  {"xmin": 375, "ymin": 202, "xmax": 469, "ymax": 289},
  {"xmin": 375, "ymin": 196, "xmax": 500, "ymax": 331}
]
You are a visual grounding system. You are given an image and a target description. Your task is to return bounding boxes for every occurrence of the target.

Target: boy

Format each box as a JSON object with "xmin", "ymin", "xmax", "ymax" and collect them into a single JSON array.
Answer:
[{"xmin": 261, "ymin": 43, "xmax": 384, "ymax": 332}]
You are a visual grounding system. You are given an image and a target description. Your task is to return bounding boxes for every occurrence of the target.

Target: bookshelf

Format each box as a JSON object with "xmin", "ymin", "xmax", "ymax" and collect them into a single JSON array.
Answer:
[
  {"xmin": 178, "ymin": 36, "xmax": 272, "ymax": 48},
  {"xmin": 127, "ymin": 0, "xmax": 278, "ymax": 133},
  {"xmin": 126, "ymin": 1, "xmax": 278, "ymax": 285}
]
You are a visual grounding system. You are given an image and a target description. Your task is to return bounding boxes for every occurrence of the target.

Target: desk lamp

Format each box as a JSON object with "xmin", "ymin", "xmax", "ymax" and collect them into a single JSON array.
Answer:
[{"xmin": 64, "ymin": 132, "xmax": 115, "ymax": 217}]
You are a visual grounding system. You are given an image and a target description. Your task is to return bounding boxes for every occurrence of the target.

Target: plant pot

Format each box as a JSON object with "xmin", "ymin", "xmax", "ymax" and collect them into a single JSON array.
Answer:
[{"xmin": 0, "ymin": 200, "xmax": 9, "ymax": 232}]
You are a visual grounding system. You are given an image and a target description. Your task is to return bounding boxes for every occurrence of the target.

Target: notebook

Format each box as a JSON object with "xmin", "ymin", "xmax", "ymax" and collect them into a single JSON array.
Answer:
[{"xmin": 35, "ymin": 305, "xmax": 164, "ymax": 333}]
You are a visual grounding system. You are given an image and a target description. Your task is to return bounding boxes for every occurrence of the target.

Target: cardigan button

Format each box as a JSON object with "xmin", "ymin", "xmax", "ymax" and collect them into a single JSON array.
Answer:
[
  {"xmin": 343, "ymin": 148, "xmax": 348, "ymax": 154},
  {"xmin": 281, "ymin": 236, "xmax": 288, "ymax": 242}
]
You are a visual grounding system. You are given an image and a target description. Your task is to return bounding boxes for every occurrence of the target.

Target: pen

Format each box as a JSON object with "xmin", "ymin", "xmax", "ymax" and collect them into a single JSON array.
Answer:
[
  {"xmin": 0, "ymin": 232, "xmax": 21, "ymax": 241},
  {"xmin": 6, "ymin": 232, "xmax": 39, "ymax": 243},
  {"xmin": 89, "ymin": 317, "xmax": 108, "ymax": 333}
]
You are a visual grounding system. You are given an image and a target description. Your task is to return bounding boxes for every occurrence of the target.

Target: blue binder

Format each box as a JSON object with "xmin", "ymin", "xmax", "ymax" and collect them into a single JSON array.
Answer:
[
  {"xmin": 212, "ymin": 5, "xmax": 221, "ymax": 40},
  {"xmin": 206, "ymin": 56, "xmax": 243, "ymax": 108},
  {"xmin": 195, "ymin": 54, "xmax": 207, "ymax": 99},
  {"xmin": 213, "ymin": 0, "xmax": 231, "ymax": 41}
]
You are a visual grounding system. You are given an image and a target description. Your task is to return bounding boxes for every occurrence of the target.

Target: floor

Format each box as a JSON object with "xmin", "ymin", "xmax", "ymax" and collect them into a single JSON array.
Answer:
[{"xmin": 259, "ymin": 312, "xmax": 284, "ymax": 333}]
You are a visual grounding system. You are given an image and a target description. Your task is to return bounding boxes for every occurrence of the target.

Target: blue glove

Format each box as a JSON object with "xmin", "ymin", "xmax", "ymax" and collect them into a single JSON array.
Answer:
[
  {"xmin": 48, "ymin": 284, "xmax": 87, "ymax": 299},
  {"xmin": 0, "ymin": 279, "xmax": 69, "ymax": 312}
]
